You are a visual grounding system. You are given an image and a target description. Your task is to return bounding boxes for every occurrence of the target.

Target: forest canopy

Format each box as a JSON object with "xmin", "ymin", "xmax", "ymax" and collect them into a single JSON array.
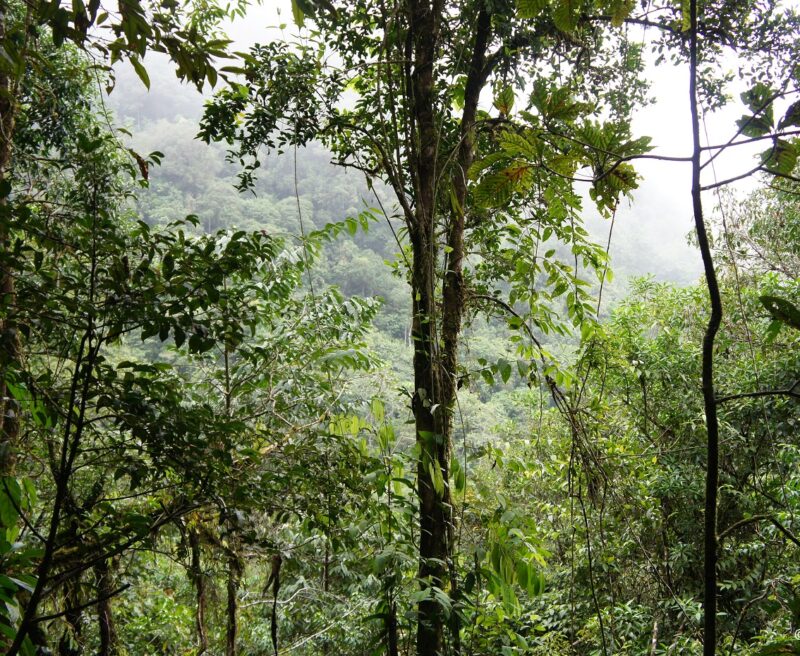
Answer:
[{"xmin": 0, "ymin": 0, "xmax": 799, "ymax": 655}]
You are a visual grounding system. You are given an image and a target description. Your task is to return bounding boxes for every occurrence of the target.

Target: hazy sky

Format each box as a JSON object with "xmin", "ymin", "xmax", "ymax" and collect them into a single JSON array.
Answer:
[
  {"xmin": 221, "ymin": 2, "xmax": 776, "ymax": 282},
  {"xmin": 126, "ymin": 2, "xmax": 780, "ymax": 285}
]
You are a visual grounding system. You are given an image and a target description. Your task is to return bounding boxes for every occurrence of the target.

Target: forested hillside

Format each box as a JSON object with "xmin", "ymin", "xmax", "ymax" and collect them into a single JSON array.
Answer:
[{"xmin": 1, "ymin": 1, "xmax": 799, "ymax": 655}]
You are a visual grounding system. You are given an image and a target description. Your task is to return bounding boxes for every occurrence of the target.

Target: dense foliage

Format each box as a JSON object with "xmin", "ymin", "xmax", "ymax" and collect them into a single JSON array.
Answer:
[{"xmin": 0, "ymin": 0, "xmax": 799, "ymax": 655}]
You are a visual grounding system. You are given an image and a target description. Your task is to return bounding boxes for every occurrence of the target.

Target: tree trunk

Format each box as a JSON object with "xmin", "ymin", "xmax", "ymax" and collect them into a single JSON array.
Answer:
[
  {"xmin": 386, "ymin": 598, "xmax": 399, "ymax": 656},
  {"xmin": 58, "ymin": 573, "xmax": 83, "ymax": 656},
  {"xmin": 440, "ymin": 10, "xmax": 492, "ymax": 654},
  {"xmin": 95, "ymin": 558, "xmax": 119, "ymax": 656},
  {"xmin": 406, "ymin": 1, "xmax": 447, "ymax": 654},
  {"xmin": 688, "ymin": 0, "xmax": 723, "ymax": 652},
  {"xmin": 226, "ymin": 548, "xmax": 243, "ymax": 656},
  {"xmin": 189, "ymin": 529, "xmax": 209, "ymax": 654},
  {"xmin": 0, "ymin": 0, "xmax": 23, "ymax": 478},
  {"xmin": 405, "ymin": 3, "xmax": 493, "ymax": 654}
]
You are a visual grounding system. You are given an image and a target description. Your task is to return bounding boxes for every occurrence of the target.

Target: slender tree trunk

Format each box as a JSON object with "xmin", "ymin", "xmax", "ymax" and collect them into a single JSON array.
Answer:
[
  {"xmin": 406, "ymin": 2, "xmax": 449, "ymax": 655},
  {"xmin": 386, "ymin": 598, "xmax": 399, "ymax": 656},
  {"xmin": 440, "ymin": 10, "xmax": 492, "ymax": 654},
  {"xmin": 0, "ymin": 0, "xmax": 22, "ymax": 478},
  {"xmin": 268, "ymin": 554, "xmax": 281, "ymax": 656},
  {"xmin": 226, "ymin": 548, "xmax": 243, "ymax": 656},
  {"xmin": 58, "ymin": 572, "xmax": 83, "ymax": 656},
  {"xmin": 688, "ymin": 1, "xmax": 723, "ymax": 652},
  {"xmin": 189, "ymin": 529, "xmax": 209, "ymax": 654},
  {"xmin": 95, "ymin": 558, "xmax": 119, "ymax": 656},
  {"xmin": 404, "ymin": 3, "xmax": 495, "ymax": 653}
]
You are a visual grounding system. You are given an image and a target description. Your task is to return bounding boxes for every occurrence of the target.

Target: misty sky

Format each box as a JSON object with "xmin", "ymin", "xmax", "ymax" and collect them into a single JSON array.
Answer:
[
  {"xmin": 220, "ymin": 2, "xmax": 775, "ymax": 283},
  {"xmin": 117, "ymin": 2, "xmax": 785, "ymax": 286}
]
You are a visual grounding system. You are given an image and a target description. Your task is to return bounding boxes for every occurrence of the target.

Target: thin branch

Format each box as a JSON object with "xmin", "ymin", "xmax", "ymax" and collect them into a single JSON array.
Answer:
[
  {"xmin": 700, "ymin": 87, "xmax": 797, "ymax": 171},
  {"xmin": 700, "ymin": 128, "xmax": 800, "ymax": 155},
  {"xmin": 33, "ymin": 584, "xmax": 131, "ymax": 623},
  {"xmin": 700, "ymin": 163, "xmax": 764, "ymax": 191},
  {"xmin": 718, "ymin": 514, "xmax": 800, "ymax": 549},
  {"xmin": 728, "ymin": 588, "xmax": 770, "ymax": 656},
  {"xmin": 716, "ymin": 381, "xmax": 800, "ymax": 405}
]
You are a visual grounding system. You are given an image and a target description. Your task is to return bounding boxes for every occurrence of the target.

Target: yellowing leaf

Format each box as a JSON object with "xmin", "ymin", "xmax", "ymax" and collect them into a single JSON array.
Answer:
[{"xmin": 610, "ymin": 0, "xmax": 635, "ymax": 26}]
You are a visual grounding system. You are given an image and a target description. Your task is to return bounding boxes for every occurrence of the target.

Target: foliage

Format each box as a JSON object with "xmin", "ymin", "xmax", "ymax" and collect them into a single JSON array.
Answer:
[{"xmin": 1, "ymin": 0, "xmax": 800, "ymax": 654}]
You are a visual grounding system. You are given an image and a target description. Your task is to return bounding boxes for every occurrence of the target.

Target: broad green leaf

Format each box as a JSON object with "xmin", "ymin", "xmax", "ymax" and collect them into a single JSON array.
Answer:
[
  {"xmin": 130, "ymin": 55, "xmax": 150, "ymax": 89},
  {"xmin": 291, "ymin": 0, "xmax": 305, "ymax": 26},
  {"xmin": 517, "ymin": 0, "xmax": 548, "ymax": 19},
  {"xmin": 370, "ymin": 398, "xmax": 385, "ymax": 423},
  {"xmin": 680, "ymin": 0, "xmax": 690, "ymax": 31},
  {"xmin": 497, "ymin": 358, "xmax": 512, "ymax": 384},
  {"xmin": 515, "ymin": 559, "xmax": 529, "ymax": 589},
  {"xmin": 762, "ymin": 139, "xmax": 798, "ymax": 175},
  {"xmin": 737, "ymin": 114, "xmax": 773, "ymax": 138},
  {"xmin": 610, "ymin": 0, "xmax": 635, "ymax": 26},
  {"xmin": 778, "ymin": 99, "xmax": 800, "ymax": 129},
  {"xmin": 552, "ymin": 0, "xmax": 579, "ymax": 33},
  {"xmin": 494, "ymin": 86, "xmax": 515, "ymax": 116},
  {"xmin": 742, "ymin": 83, "xmax": 775, "ymax": 113},
  {"xmin": 760, "ymin": 295, "xmax": 800, "ymax": 331},
  {"xmin": 427, "ymin": 460, "xmax": 445, "ymax": 497}
]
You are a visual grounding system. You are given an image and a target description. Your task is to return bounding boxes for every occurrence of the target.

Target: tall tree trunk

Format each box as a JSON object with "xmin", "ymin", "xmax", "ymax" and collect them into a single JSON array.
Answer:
[
  {"xmin": 0, "ymin": 0, "xmax": 23, "ymax": 478},
  {"xmin": 95, "ymin": 558, "xmax": 119, "ymax": 656},
  {"xmin": 226, "ymin": 548, "xmax": 243, "ymax": 656},
  {"xmin": 440, "ymin": 10, "xmax": 492, "ymax": 654},
  {"xmin": 386, "ymin": 598, "xmax": 399, "ymax": 656},
  {"xmin": 407, "ymin": 2, "xmax": 448, "ymax": 653},
  {"xmin": 405, "ymin": 3, "xmax": 493, "ymax": 654},
  {"xmin": 58, "ymin": 572, "xmax": 83, "ymax": 656},
  {"xmin": 688, "ymin": 0, "xmax": 723, "ymax": 652},
  {"xmin": 189, "ymin": 529, "xmax": 209, "ymax": 654}
]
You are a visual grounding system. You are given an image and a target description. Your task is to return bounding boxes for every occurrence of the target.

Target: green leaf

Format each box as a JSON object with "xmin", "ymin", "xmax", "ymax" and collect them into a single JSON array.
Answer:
[
  {"xmin": 762, "ymin": 139, "xmax": 798, "ymax": 175},
  {"xmin": 552, "ymin": 0, "xmax": 579, "ymax": 33},
  {"xmin": 742, "ymin": 83, "xmax": 775, "ymax": 113},
  {"xmin": 0, "ymin": 477, "xmax": 21, "ymax": 528},
  {"xmin": 515, "ymin": 559, "xmax": 529, "ymax": 589},
  {"xmin": 737, "ymin": 114, "xmax": 774, "ymax": 138},
  {"xmin": 764, "ymin": 318, "xmax": 783, "ymax": 343},
  {"xmin": 473, "ymin": 164, "xmax": 533, "ymax": 208},
  {"xmin": 494, "ymin": 86, "xmax": 515, "ymax": 116},
  {"xmin": 778, "ymin": 100, "xmax": 800, "ymax": 129},
  {"xmin": 291, "ymin": 0, "xmax": 305, "ymax": 26},
  {"xmin": 497, "ymin": 358, "xmax": 512, "ymax": 384},
  {"xmin": 173, "ymin": 325, "xmax": 186, "ymax": 348},
  {"xmin": 610, "ymin": 0, "xmax": 634, "ymax": 26},
  {"xmin": 130, "ymin": 56, "xmax": 150, "ymax": 90},
  {"xmin": 370, "ymin": 398, "xmax": 385, "ymax": 423},
  {"xmin": 427, "ymin": 460, "xmax": 445, "ymax": 497},
  {"xmin": 755, "ymin": 640, "xmax": 800, "ymax": 655},
  {"xmin": 680, "ymin": 0, "xmax": 690, "ymax": 31},
  {"xmin": 760, "ymin": 295, "xmax": 800, "ymax": 331},
  {"xmin": 517, "ymin": 0, "xmax": 547, "ymax": 19},
  {"xmin": 162, "ymin": 253, "xmax": 174, "ymax": 279},
  {"xmin": 737, "ymin": 84, "xmax": 775, "ymax": 136}
]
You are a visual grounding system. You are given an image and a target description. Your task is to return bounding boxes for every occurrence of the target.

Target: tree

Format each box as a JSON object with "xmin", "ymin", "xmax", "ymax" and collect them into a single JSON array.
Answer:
[
  {"xmin": 0, "ymin": 0, "xmax": 239, "ymax": 479},
  {"xmin": 0, "ymin": 32, "xmax": 386, "ymax": 654},
  {"xmin": 200, "ymin": 2, "xmax": 656, "ymax": 652}
]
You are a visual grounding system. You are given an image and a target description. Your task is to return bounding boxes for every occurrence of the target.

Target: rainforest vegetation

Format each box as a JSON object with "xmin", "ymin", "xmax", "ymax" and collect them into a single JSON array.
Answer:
[{"xmin": 1, "ymin": 0, "xmax": 800, "ymax": 654}]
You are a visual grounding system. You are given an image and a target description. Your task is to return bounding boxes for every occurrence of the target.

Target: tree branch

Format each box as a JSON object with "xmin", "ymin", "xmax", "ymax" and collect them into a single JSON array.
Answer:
[
  {"xmin": 33, "ymin": 584, "xmax": 131, "ymax": 623},
  {"xmin": 716, "ymin": 381, "xmax": 800, "ymax": 404}
]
